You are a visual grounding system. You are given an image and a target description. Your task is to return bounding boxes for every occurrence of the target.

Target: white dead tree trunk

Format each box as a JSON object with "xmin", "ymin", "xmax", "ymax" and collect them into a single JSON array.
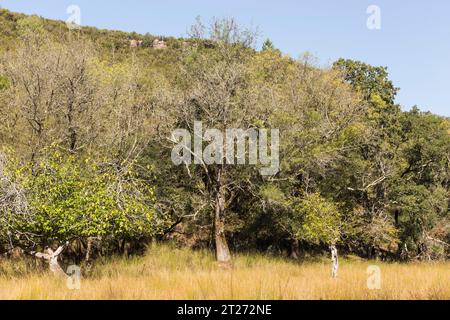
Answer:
[
  {"xmin": 31, "ymin": 241, "xmax": 69, "ymax": 276},
  {"xmin": 330, "ymin": 244, "xmax": 339, "ymax": 278}
]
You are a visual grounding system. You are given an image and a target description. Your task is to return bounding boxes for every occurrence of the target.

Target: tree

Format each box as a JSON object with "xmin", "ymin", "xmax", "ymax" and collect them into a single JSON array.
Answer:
[
  {"xmin": 0, "ymin": 32, "xmax": 167, "ymax": 258},
  {"xmin": 0, "ymin": 151, "xmax": 32, "ymax": 251},
  {"xmin": 331, "ymin": 59, "xmax": 449, "ymax": 259},
  {"xmin": 153, "ymin": 18, "xmax": 262, "ymax": 265},
  {"xmin": 333, "ymin": 58, "xmax": 398, "ymax": 106},
  {"xmin": 262, "ymin": 39, "xmax": 274, "ymax": 51},
  {"xmin": 240, "ymin": 53, "xmax": 365, "ymax": 257},
  {"xmin": 1, "ymin": 11, "xmax": 449, "ymax": 264},
  {"xmin": 0, "ymin": 33, "xmax": 99, "ymax": 161}
]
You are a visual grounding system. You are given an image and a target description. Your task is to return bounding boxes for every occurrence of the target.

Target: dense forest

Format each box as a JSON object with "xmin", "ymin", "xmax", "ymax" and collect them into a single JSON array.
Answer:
[{"xmin": 0, "ymin": 9, "xmax": 449, "ymax": 268}]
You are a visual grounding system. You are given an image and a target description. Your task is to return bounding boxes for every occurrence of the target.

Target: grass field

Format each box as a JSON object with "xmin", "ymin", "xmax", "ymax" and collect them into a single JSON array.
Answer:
[{"xmin": 0, "ymin": 245, "xmax": 449, "ymax": 300}]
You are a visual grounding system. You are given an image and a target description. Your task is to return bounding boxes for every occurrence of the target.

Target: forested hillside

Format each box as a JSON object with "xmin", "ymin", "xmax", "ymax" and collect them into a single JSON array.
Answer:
[{"xmin": 0, "ymin": 9, "xmax": 449, "ymax": 267}]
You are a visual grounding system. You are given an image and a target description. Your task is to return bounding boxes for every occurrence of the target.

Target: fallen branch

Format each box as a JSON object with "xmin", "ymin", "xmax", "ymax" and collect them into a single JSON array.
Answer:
[{"xmin": 31, "ymin": 241, "xmax": 69, "ymax": 276}]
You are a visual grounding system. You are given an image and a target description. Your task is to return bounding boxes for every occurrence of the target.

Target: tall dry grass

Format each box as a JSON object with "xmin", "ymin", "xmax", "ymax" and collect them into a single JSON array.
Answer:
[{"xmin": 0, "ymin": 244, "xmax": 449, "ymax": 300}]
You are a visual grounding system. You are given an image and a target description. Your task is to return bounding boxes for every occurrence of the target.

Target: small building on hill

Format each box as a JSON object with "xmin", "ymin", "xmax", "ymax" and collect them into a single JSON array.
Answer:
[
  {"xmin": 153, "ymin": 39, "xmax": 167, "ymax": 49},
  {"xmin": 129, "ymin": 39, "xmax": 143, "ymax": 48}
]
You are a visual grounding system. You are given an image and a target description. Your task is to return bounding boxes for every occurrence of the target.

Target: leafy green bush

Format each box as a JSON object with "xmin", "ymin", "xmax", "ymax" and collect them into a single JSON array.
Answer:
[
  {"xmin": 288, "ymin": 193, "xmax": 341, "ymax": 245},
  {"xmin": 1, "ymin": 149, "xmax": 164, "ymax": 250}
]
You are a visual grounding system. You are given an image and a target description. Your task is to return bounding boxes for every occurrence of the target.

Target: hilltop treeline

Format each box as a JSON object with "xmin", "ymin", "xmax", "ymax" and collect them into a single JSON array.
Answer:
[{"xmin": 0, "ymin": 10, "xmax": 449, "ymax": 264}]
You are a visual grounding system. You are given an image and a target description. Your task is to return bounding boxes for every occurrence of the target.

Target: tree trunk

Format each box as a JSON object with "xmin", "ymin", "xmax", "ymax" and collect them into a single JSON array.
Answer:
[
  {"xmin": 214, "ymin": 168, "xmax": 232, "ymax": 265},
  {"xmin": 85, "ymin": 237, "xmax": 93, "ymax": 264},
  {"xmin": 84, "ymin": 237, "xmax": 94, "ymax": 274},
  {"xmin": 330, "ymin": 244, "xmax": 339, "ymax": 278},
  {"xmin": 289, "ymin": 238, "xmax": 301, "ymax": 260},
  {"xmin": 49, "ymin": 255, "xmax": 66, "ymax": 276},
  {"xmin": 367, "ymin": 245, "xmax": 374, "ymax": 259}
]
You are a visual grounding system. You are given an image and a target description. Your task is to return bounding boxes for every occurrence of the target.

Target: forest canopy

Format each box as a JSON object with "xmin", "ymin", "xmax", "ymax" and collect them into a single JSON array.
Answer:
[{"xmin": 0, "ymin": 10, "xmax": 449, "ymax": 265}]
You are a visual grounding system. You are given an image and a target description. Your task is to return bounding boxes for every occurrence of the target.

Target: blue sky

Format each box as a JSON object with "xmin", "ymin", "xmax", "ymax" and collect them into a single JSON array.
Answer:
[{"xmin": 1, "ymin": 0, "xmax": 449, "ymax": 116}]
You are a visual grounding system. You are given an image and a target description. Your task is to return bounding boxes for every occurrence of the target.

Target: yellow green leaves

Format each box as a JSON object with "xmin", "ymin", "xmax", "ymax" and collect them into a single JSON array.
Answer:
[
  {"xmin": 16, "ymin": 15, "xmax": 45, "ymax": 38},
  {"xmin": 22, "ymin": 149, "xmax": 161, "ymax": 242},
  {"xmin": 289, "ymin": 193, "xmax": 341, "ymax": 245}
]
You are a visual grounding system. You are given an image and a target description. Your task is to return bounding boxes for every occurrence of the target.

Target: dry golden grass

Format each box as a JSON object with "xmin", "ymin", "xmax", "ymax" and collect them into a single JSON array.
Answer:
[{"xmin": 0, "ymin": 245, "xmax": 449, "ymax": 300}]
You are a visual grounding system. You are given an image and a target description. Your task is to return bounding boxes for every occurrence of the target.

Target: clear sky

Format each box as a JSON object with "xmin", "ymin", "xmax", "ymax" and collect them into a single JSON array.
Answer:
[{"xmin": 1, "ymin": 0, "xmax": 449, "ymax": 116}]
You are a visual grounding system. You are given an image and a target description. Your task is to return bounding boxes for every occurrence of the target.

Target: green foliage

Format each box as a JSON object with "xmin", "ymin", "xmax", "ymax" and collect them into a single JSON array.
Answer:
[
  {"xmin": 17, "ymin": 15, "xmax": 45, "ymax": 37},
  {"xmin": 40, "ymin": 153, "xmax": 156, "ymax": 238},
  {"xmin": 0, "ymin": 10, "xmax": 448, "ymax": 262},
  {"xmin": 333, "ymin": 58, "xmax": 398, "ymax": 105},
  {"xmin": 0, "ymin": 75, "xmax": 8, "ymax": 90},
  {"xmin": 287, "ymin": 193, "xmax": 341, "ymax": 245},
  {"xmin": 262, "ymin": 39, "xmax": 275, "ymax": 51},
  {"xmin": 3, "ymin": 149, "xmax": 162, "ymax": 248},
  {"xmin": 391, "ymin": 183, "xmax": 448, "ymax": 249}
]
